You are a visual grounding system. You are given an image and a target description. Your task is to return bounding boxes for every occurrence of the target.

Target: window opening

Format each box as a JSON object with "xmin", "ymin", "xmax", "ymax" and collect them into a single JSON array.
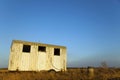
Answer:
[
  {"xmin": 38, "ymin": 46, "xmax": 46, "ymax": 52},
  {"xmin": 22, "ymin": 45, "xmax": 31, "ymax": 53},
  {"xmin": 54, "ymin": 48, "xmax": 60, "ymax": 56}
]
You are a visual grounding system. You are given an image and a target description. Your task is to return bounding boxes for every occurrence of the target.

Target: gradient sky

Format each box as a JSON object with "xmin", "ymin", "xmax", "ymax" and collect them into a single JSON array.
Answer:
[{"xmin": 0, "ymin": 0, "xmax": 120, "ymax": 68}]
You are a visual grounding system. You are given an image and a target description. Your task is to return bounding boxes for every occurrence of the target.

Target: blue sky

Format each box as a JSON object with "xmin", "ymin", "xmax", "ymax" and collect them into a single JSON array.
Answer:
[{"xmin": 0, "ymin": 0, "xmax": 120, "ymax": 68}]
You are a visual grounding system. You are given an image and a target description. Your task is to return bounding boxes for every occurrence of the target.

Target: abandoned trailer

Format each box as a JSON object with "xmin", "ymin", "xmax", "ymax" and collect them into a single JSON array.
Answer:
[{"xmin": 8, "ymin": 40, "xmax": 67, "ymax": 71}]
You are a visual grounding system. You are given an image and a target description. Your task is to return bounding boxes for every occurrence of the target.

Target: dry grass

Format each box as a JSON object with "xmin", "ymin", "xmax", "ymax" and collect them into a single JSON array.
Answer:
[{"xmin": 0, "ymin": 67, "xmax": 120, "ymax": 80}]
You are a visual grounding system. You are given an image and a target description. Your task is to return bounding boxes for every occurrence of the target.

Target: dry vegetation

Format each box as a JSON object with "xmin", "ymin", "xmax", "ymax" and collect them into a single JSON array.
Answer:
[{"xmin": 0, "ymin": 67, "xmax": 120, "ymax": 80}]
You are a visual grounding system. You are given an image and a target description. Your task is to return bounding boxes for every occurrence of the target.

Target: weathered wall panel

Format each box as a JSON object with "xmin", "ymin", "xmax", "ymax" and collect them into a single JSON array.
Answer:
[
  {"xmin": 8, "ymin": 40, "xmax": 67, "ymax": 71},
  {"xmin": 38, "ymin": 52, "xmax": 46, "ymax": 70}
]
